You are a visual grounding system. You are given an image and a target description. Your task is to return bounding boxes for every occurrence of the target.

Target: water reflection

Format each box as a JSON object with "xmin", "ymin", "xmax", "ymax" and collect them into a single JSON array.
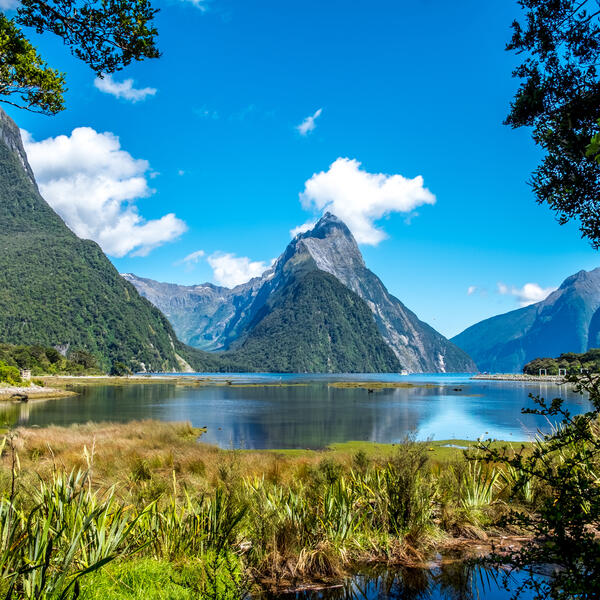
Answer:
[
  {"xmin": 264, "ymin": 563, "xmax": 535, "ymax": 599},
  {"xmin": 1, "ymin": 375, "xmax": 590, "ymax": 449}
]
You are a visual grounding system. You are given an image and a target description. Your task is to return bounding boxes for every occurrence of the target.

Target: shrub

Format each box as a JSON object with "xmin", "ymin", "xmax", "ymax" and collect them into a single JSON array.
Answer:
[
  {"xmin": 478, "ymin": 374, "xmax": 600, "ymax": 597},
  {"xmin": 0, "ymin": 361, "xmax": 22, "ymax": 386},
  {"xmin": 111, "ymin": 361, "xmax": 132, "ymax": 376}
]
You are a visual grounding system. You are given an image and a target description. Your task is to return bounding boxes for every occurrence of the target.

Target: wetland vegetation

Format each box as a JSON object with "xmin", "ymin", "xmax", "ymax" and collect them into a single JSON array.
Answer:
[{"xmin": 0, "ymin": 419, "xmax": 545, "ymax": 599}]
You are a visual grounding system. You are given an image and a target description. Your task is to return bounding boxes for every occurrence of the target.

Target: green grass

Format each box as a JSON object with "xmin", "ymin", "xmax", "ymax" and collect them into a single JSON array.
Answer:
[
  {"xmin": 80, "ymin": 559, "xmax": 198, "ymax": 600},
  {"xmin": 262, "ymin": 439, "xmax": 529, "ymax": 462},
  {"xmin": 80, "ymin": 557, "xmax": 243, "ymax": 600}
]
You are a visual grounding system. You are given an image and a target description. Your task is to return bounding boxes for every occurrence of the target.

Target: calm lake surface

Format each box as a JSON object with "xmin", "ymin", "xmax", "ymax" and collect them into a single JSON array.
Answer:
[{"xmin": 1, "ymin": 373, "xmax": 590, "ymax": 449}]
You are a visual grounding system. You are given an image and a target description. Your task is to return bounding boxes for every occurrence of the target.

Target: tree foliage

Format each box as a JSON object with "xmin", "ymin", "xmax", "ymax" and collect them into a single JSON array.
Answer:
[
  {"xmin": 587, "ymin": 118, "xmax": 600, "ymax": 164},
  {"xmin": 478, "ymin": 374, "xmax": 600, "ymax": 598},
  {"xmin": 0, "ymin": 360, "xmax": 23, "ymax": 385},
  {"xmin": 1, "ymin": 0, "xmax": 160, "ymax": 114},
  {"xmin": 0, "ymin": 13, "xmax": 65, "ymax": 114},
  {"xmin": 523, "ymin": 348, "xmax": 600, "ymax": 375},
  {"xmin": 507, "ymin": 0, "xmax": 600, "ymax": 246},
  {"xmin": 17, "ymin": 0, "xmax": 160, "ymax": 74}
]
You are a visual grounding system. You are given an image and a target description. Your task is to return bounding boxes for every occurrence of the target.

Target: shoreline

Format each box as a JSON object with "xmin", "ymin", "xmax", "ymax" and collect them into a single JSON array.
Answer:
[
  {"xmin": 40, "ymin": 372, "xmax": 572, "ymax": 388},
  {"xmin": 0, "ymin": 384, "xmax": 77, "ymax": 402},
  {"xmin": 471, "ymin": 373, "xmax": 567, "ymax": 383}
]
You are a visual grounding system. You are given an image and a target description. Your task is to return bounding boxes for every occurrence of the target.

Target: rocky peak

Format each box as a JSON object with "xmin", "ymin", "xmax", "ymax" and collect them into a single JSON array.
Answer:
[
  {"xmin": 279, "ymin": 213, "xmax": 365, "ymax": 286},
  {"xmin": 538, "ymin": 267, "xmax": 600, "ymax": 312},
  {"xmin": 299, "ymin": 212, "xmax": 351, "ymax": 239}
]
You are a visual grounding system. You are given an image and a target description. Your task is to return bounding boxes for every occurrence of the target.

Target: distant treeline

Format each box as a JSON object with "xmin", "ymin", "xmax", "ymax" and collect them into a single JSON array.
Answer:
[
  {"xmin": 523, "ymin": 349, "xmax": 600, "ymax": 375},
  {"xmin": 0, "ymin": 343, "xmax": 103, "ymax": 379}
]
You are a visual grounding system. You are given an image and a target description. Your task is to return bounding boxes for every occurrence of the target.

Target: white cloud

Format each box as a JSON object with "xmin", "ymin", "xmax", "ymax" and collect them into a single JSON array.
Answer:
[
  {"xmin": 296, "ymin": 108, "xmax": 322, "ymax": 136},
  {"xmin": 290, "ymin": 220, "xmax": 317, "ymax": 238},
  {"xmin": 178, "ymin": 249, "xmax": 205, "ymax": 265},
  {"xmin": 180, "ymin": 0, "xmax": 209, "ymax": 9},
  {"xmin": 497, "ymin": 282, "xmax": 557, "ymax": 307},
  {"xmin": 22, "ymin": 127, "xmax": 187, "ymax": 257},
  {"xmin": 207, "ymin": 252, "xmax": 272, "ymax": 287},
  {"xmin": 298, "ymin": 157, "xmax": 436, "ymax": 245},
  {"xmin": 0, "ymin": 0, "xmax": 19, "ymax": 9},
  {"xmin": 467, "ymin": 285, "xmax": 477, "ymax": 295},
  {"xmin": 94, "ymin": 74, "xmax": 157, "ymax": 103}
]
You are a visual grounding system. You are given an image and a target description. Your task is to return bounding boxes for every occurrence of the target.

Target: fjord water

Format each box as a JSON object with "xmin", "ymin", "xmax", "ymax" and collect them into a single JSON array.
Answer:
[{"xmin": 2, "ymin": 374, "xmax": 590, "ymax": 449}]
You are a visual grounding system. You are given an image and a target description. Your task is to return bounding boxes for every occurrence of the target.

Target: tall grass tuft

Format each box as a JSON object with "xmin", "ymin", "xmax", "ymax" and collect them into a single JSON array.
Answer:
[
  {"xmin": 0, "ymin": 467, "xmax": 141, "ymax": 599},
  {"xmin": 461, "ymin": 458, "xmax": 499, "ymax": 509}
]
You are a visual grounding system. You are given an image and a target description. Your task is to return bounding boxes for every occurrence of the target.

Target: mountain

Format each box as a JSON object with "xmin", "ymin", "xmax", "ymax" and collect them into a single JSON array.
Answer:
[
  {"xmin": 451, "ymin": 267, "xmax": 600, "ymax": 373},
  {"xmin": 125, "ymin": 213, "xmax": 476, "ymax": 372},
  {"xmin": 123, "ymin": 274, "xmax": 267, "ymax": 351},
  {"xmin": 227, "ymin": 270, "xmax": 401, "ymax": 372},
  {"xmin": 0, "ymin": 107, "xmax": 216, "ymax": 373}
]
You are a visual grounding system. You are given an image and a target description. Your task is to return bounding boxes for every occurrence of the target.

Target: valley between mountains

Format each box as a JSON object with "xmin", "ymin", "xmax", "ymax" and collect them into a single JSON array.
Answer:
[{"xmin": 2, "ymin": 104, "xmax": 599, "ymax": 374}]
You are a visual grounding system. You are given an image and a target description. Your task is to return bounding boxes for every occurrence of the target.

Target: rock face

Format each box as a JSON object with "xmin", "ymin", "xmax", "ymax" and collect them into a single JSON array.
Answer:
[
  {"xmin": 126, "ymin": 213, "xmax": 476, "ymax": 373},
  {"xmin": 0, "ymin": 107, "xmax": 199, "ymax": 372},
  {"xmin": 451, "ymin": 267, "xmax": 600, "ymax": 373}
]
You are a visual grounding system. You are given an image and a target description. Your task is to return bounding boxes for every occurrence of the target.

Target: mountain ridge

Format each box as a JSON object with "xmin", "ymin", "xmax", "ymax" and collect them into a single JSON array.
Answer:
[
  {"xmin": 451, "ymin": 267, "xmax": 600, "ymax": 372},
  {"xmin": 125, "ymin": 213, "xmax": 476, "ymax": 373}
]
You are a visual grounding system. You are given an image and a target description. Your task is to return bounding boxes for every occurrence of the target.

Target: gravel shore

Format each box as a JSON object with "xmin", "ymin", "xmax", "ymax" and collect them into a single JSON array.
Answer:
[
  {"xmin": 471, "ymin": 373, "xmax": 566, "ymax": 383},
  {"xmin": 0, "ymin": 385, "xmax": 77, "ymax": 401}
]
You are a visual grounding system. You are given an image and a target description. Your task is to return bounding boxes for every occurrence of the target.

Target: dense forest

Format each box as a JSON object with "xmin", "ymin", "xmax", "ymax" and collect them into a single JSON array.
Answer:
[
  {"xmin": 0, "ymin": 343, "xmax": 103, "ymax": 385},
  {"xmin": 228, "ymin": 270, "xmax": 402, "ymax": 373},
  {"xmin": 523, "ymin": 349, "xmax": 600, "ymax": 375}
]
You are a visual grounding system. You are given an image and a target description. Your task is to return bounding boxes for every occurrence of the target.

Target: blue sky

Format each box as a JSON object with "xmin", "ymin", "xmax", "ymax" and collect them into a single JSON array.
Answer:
[{"xmin": 4, "ymin": 0, "xmax": 599, "ymax": 338}]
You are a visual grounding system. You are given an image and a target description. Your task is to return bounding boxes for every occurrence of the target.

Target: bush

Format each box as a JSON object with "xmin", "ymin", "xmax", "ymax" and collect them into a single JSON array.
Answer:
[
  {"xmin": 0, "ymin": 361, "xmax": 22, "ymax": 386},
  {"xmin": 111, "ymin": 361, "xmax": 132, "ymax": 376},
  {"xmin": 478, "ymin": 374, "xmax": 600, "ymax": 597}
]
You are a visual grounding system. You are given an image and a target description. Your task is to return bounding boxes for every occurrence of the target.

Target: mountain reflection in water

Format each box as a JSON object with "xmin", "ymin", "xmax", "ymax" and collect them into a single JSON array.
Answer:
[{"xmin": 0, "ymin": 374, "xmax": 590, "ymax": 448}]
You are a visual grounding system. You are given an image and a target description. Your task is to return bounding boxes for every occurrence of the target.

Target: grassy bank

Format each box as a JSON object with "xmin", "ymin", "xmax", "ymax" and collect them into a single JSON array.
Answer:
[
  {"xmin": 38, "ymin": 375, "xmax": 311, "ymax": 389},
  {"xmin": 0, "ymin": 420, "xmax": 537, "ymax": 599}
]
